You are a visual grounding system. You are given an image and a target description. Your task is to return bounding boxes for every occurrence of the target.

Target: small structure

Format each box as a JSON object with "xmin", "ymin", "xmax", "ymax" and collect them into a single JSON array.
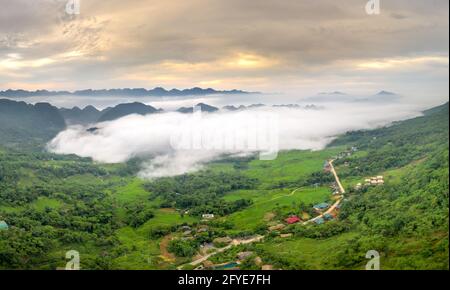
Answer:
[
  {"xmin": 313, "ymin": 203, "xmax": 329, "ymax": 211},
  {"xmin": 202, "ymin": 213, "xmax": 215, "ymax": 219},
  {"xmin": 365, "ymin": 176, "xmax": 384, "ymax": 186},
  {"xmin": 268, "ymin": 224, "xmax": 285, "ymax": 231},
  {"xmin": 213, "ymin": 236, "xmax": 232, "ymax": 245},
  {"xmin": 202, "ymin": 260, "xmax": 214, "ymax": 269},
  {"xmin": 314, "ymin": 217, "xmax": 325, "ymax": 225},
  {"xmin": 285, "ymin": 216, "xmax": 301, "ymax": 224},
  {"xmin": 197, "ymin": 225, "xmax": 209, "ymax": 233},
  {"xmin": 180, "ymin": 225, "xmax": 191, "ymax": 231},
  {"xmin": 237, "ymin": 251, "xmax": 254, "ymax": 261},
  {"xmin": 261, "ymin": 265, "xmax": 274, "ymax": 270},
  {"xmin": 254, "ymin": 256, "xmax": 263, "ymax": 266},
  {"xmin": 323, "ymin": 213, "xmax": 334, "ymax": 221},
  {"xmin": 0, "ymin": 220, "xmax": 8, "ymax": 230},
  {"xmin": 323, "ymin": 161, "xmax": 331, "ymax": 173}
]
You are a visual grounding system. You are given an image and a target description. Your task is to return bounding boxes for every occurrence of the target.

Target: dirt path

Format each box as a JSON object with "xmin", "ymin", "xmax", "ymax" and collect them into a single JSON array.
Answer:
[
  {"xmin": 268, "ymin": 187, "xmax": 303, "ymax": 201},
  {"xmin": 329, "ymin": 159, "xmax": 345, "ymax": 194},
  {"xmin": 177, "ymin": 235, "xmax": 264, "ymax": 270},
  {"xmin": 160, "ymin": 234, "xmax": 176, "ymax": 262},
  {"xmin": 303, "ymin": 159, "xmax": 345, "ymax": 225},
  {"xmin": 177, "ymin": 159, "xmax": 345, "ymax": 268}
]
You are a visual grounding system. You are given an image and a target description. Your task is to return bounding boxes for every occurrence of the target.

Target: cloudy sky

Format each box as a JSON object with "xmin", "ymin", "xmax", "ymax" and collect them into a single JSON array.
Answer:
[{"xmin": 0, "ymin": 0, "xmax": 448, "ymax": 101}]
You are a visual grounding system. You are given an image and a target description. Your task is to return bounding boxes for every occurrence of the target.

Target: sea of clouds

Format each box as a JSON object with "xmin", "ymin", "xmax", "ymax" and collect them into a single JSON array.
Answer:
[{"xmin": 47, "ymin": 102, "xmax": 423, "ymax": 178}]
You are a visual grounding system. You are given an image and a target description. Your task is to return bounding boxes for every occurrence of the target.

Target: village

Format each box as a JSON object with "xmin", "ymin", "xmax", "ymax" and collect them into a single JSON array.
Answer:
[
  {"xmin": 0, "ymin": 146, "xmax": 387, "ymax": 271},
  {"xmin": 175, "ymin": 146, "xmax": 393, "ymax": 270}
]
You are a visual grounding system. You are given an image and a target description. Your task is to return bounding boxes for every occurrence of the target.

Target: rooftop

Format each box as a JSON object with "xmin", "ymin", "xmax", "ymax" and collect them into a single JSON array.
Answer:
[{"xmin": 0, "ymin": 221, "xmax": 8, "ymax": 230}]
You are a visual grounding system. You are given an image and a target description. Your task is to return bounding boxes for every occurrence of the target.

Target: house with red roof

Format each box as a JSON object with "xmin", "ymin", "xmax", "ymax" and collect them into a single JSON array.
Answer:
[{"xmin": 285, "ymin": 216, "xmax": 301, "ymax": 224}]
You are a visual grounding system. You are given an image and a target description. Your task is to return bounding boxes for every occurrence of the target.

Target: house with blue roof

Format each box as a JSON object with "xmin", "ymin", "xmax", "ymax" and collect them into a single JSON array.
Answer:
[
  {"xmin": 313, "ymin": 203, "xmax": 329, "ymax": 211},
  {"xmin": 0, "ymin": 220, "xmax": 8, "ymax": 230},
  {"xmin": 314, "ymin": 217, "xmax": 325, "ymax": 225},
  {"xmin": 323, "ymin": 213, "xmax": 334, "ymax": 220}
]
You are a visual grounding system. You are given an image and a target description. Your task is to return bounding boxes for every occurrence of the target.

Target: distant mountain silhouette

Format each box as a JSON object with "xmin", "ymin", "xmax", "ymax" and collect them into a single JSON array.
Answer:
[
  {"xmin": 0, "ymin": 99, "xmax": 66, "ymax": 147},
  {"xmin": 318, "ymin": 91, "xmax": 347, "ymax": 95},
  {"xmin": 59, "ymin": 105, "xmax": 102, "ymax": 125},
  {"xmin": 375, "ymin": 90, "xmax": 396, "ymax": 96},
  {"xmin": 357, "ymin": 91, "xmax": 402, "ymax": 102},
  {"xmin": 97, "ymin": 102, "xmax": 160, "ymax": 122},
  {"xmin": 177, "ymin": 103, "xmax": 219, "ymax": 113},
  {"xmin": 0, "ymin": 87, "xmax": 256, "ymax": 97}
]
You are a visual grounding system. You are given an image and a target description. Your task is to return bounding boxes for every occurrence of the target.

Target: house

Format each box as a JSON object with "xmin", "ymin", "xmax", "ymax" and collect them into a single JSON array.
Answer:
[
  {"xmin": 268, "ymin": 224, "xmax": 285, "ymax": 231},
  {"xmin": 366, "ymin": 176, "xmax": 385, "ymax": 186},
  {"xmin": 314, "ymin": 217, "xmax": 325, "ymax": 225},
  {"xmin": 323, "ymin": 161, "xmax": 331, "ymax": 172},
  {"xmin": 202, "ymin": 260, "xmax": 214, "ymax": 269},
  {"xmin": 0, "ymin": 221, "xmax": 8, "ymax": 230},
  {"xmin": 285, "ymin": 216, "xmax": 301, "ymax": 224},
  {"xmin": 180, "ymin": 225, "xmax": 191, "ymax": 231},
  {"xmin": 261, "ymin": 265, "xmax": 274, "ymax": 270},
  {"xmin": 237, "ymin": 251, "xmax": 254, "ymax": 260},
  {"xmin": 197, "ymin": 225, "xmax": 209, "ymax": 233},
  {"xmin": 213, "ymin": 237, "xmax": 232, "ymax": 245},
  {"xmin": 323, "ymin": 213, "xmax": 334, "ymax": 221},
  {"xmin": 313, "ymin": 203, "xmax": 329, "ymax": 211},
  {"xmin": 202, "ymin": 213, "xmax": 215, "ymax": 219}
]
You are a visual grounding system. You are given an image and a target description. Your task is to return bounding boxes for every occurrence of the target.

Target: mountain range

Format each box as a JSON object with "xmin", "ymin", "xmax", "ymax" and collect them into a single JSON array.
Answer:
[{"xmin": 0, "ymin": 87, "xmax": 255, "ymax": 98}]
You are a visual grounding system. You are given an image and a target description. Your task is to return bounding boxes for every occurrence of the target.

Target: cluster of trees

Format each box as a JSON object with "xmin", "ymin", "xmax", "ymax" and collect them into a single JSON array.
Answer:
[
  {"xmin": 145, "ymin": 171, "xmax": 257, "ymax": 216},
  {"xmin": 0, "ymin": 148, "xmax": 134, "ymax": 269},
  {"xmin": 168, "ymin": 239, "xmax": 199, "ymax": 258},
  {"xmin": 124, "ymin": 203, "xmax": 155, "ymax": 228},
  {"xmin": 292, "ymin": 221, "xmax": 351, "ymax": 239}
]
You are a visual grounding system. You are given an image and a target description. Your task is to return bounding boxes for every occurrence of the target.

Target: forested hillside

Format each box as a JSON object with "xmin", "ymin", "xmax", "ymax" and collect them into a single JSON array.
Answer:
[
  {"xmin": 0, "ymin": 102, "xmax": 448, "ymax": 269},
  {"xmin": 0, "ymin": 99, "xmax": 66, "ymax": 148}
]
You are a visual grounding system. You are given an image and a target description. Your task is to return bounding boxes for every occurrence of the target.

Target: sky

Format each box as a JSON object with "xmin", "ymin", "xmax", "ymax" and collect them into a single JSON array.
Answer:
[{"xmin": 0, "ymin": 0, "xmax": 449, "ymax": 103}]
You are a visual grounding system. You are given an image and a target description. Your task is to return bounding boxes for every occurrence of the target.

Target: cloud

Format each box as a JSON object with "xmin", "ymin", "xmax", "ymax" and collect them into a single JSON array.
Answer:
[
  {"xmin": 0, "ymin": 0, "xmax": 448, "ymax": 99},
  {"xmin": 47, "ymin": 101, "xmax": 423, "ymax": 178}
]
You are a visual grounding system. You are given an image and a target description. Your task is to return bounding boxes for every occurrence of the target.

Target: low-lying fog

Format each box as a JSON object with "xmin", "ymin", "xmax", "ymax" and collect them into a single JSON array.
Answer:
[{"xmin": 47, "ymin": 100, "xmax": 425, "ymax": 178}]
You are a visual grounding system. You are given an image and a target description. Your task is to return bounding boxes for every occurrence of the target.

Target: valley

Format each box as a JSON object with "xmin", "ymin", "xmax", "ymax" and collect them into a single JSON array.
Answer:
[{"xmin": 0, "ymin": 100, "xmax": 448, "ymax": 270}]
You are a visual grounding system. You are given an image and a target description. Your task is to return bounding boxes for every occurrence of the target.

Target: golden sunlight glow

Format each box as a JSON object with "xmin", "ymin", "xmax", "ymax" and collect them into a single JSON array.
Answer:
[
  {"xmin": 226, "ymin": 53, "xmax": 279, "ymax": 69},
  {"xmin": 357, "ymin": 56, "xmax": 449, "ymax": 70}
]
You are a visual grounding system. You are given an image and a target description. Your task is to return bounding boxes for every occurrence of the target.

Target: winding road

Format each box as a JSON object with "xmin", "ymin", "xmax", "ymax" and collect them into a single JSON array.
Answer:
[
  {"xmin": 177, "ymin": 159, "xmax": 345, "ymax": 269},
  {"xmin": 303, "ymin": 159, "xmax": 344, "ymax": 225}
]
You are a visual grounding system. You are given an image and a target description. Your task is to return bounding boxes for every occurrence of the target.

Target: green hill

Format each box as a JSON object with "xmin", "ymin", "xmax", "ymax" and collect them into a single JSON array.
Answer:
[
  {"xmin": 0, "ymin": 99, "xmax": 66, "ymax": 148},
  {"xmin": 97, "ymin": 102, "xmax": 159, "ymax": 122}
]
